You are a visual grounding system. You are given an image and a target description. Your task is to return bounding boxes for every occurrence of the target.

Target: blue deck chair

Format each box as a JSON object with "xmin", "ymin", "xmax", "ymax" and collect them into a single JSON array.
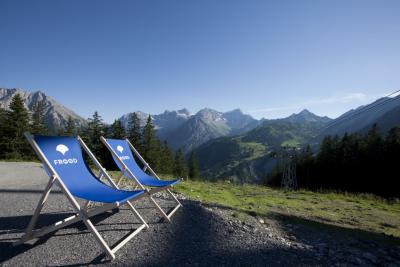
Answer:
[
  {"xmin": 13, "ymin": 133, "xmax": 149, "ymax": 260},
  {"xmin": 100, "ymin": 137, "xmax": 182, "ymax": 222}
]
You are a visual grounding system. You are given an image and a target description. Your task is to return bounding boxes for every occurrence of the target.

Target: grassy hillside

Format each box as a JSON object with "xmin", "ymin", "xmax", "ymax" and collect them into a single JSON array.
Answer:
[
  {"xmin": 194, "ymin": 136, "xmax": 268, "ymax": 180},
  {"xmin": 194, "ymin": 121, "xmax": 325, "ymax": 182},
  {"xmin": 173, "ymin": 180, "xmax": 400, "ymax": 239}
]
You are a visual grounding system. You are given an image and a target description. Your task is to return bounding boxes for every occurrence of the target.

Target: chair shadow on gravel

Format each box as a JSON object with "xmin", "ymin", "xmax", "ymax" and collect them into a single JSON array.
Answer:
[
  {"xmin": 0, "ymin": 209, "xmax": 118, "ymax": 264},
  {"xmin": 0, "ymin": 188, "xmax": 63, "ymax": 194}
]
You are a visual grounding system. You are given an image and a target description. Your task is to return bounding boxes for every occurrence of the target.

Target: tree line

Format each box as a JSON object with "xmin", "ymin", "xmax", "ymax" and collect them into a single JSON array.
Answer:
[
  {"xmin": 267, "ymin": 124, "xmax": 400, "ymax": 198},
  {"xmin": 0, "ymin": 94, "xmax": 200, "ymax": 180}
]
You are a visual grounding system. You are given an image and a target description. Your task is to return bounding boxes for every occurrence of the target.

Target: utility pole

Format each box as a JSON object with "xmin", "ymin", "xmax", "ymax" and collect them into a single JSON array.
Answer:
[{"xmin": 281, "ymin": 147, "xmax": 298, "ymax": 190}]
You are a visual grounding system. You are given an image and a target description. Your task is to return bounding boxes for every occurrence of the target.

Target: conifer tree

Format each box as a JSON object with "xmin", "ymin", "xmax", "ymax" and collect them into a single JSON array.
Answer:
[
  {"xmin": 0, "ymin": 107, "xmax": 6, "ymax": 136},
  {"xmin": 386, "ymin": 126, "xmax": 400, "ymax": 146},
  {"xmin": 268, "ymin": 124, "xmax": 400, "ymax": 197},
  {"xmin": 64, "ymin": 116, "xmax": 77, "ymax": 136},
  {"xmin": 0, "ymin": 107, "xmax": 7, "ymax": 158},
  {"xmin": 31, "ymin": 99, "xmax": 48, "ymax": 135},
  {"xmin": 127, "ymin": 112, "xmax": 142, "ymax": 152},
  {"xmin": 188, "ymin": 151, "xmax": 200, "ymax": 180},
  {"xmin": 111, "ymin": 120, "xmax": 126, "ymax": 139},
  {"xmin": 1, "ymin": 94, "xmax": 31, "ymax": 158},
  {"xmin": 142, "ymin": 115, "xmax": 160, "ymax": 170},
  {"xmin": 160, "ymin": 140, "xmax": 174, "ymax": 174},
  {"xmin": 85, "ymin": 111, "xmax": 106, "ymax": 161},
  {"xmin": 174, "ymin": 149, "xmax": 188, "ymax": 178}
]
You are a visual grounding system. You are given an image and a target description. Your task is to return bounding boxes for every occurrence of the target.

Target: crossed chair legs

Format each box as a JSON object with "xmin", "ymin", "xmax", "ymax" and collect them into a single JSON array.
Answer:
[
  {"xmin": 113, "ymin": 175, "xmax": 181, "ymax": 224},
  {"xmin": 13, "ymin": 176, "xmax": 149, "ymax": 260}
]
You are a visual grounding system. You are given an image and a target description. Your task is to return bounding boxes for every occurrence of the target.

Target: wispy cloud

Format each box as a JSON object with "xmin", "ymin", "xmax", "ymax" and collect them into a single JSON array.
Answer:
[{"xmin": 247, "ymin": 92, "xmax": 373, "ymax": 114}]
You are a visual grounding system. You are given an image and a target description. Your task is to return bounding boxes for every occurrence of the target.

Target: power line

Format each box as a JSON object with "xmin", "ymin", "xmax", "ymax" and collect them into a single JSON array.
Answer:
[{"xmin": 318, "ymin": 89, "xmax": 400, "ymax": 135}]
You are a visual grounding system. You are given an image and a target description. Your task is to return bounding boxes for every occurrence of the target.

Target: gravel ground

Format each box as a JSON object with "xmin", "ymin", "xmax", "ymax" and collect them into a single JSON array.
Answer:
[{"xmin": 0, "ymin": 162, "xmax": 399, "ymax": 267}]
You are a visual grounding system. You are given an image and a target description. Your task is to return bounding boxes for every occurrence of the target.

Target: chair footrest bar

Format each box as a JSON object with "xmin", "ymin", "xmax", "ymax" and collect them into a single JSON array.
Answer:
[
  {"xmin": 148, "ymin": 186, "xmax": 171, "ymax": 195},
  {"xmin": 111, "ymin": 223, "xmax": 147, "ymax": 254},
  {"xmin": 167, "ymin": 204, "xmax": 182, "ymax": 219}
]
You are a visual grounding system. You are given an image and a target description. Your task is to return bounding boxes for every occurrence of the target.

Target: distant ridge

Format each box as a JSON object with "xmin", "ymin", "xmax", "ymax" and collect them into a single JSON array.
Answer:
[
  {"xmin": 0, "ymin": 88, "xmax": 86, "ymax": 129},
  {"xmin": 119, "ymin": 108, "xmax": 260, "ymax": 153},
  {"xmin": 313, "ymin": 95, "xmax": 400, "ymax": 143},
  {"xmin": 193, "ymin": 109, "xmax": 331, "ymax": 182}
]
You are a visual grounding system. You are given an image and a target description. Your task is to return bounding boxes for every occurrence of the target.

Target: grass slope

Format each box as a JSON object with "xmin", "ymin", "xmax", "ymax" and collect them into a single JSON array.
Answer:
[
  {"xmin": 174, "ymin": 180, "xmax": 400, "ymax": 239},
  {"xmin": 194, "ymin": 121, "xmax": 326, "ymax": 181}
]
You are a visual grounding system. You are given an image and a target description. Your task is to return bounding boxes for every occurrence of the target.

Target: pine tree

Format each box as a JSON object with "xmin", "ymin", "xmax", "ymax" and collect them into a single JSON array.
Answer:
[
  {"xmin": 0, "ymin": 107, "xmax": 6, "ymax": 136},
  {"xmin": 31, "ymin": 99, "xmax": 48, "ymax": 135},
  {"xmin": 111, "ymin": 120, "xmax": 126, "ymax": 139},
  {"xmin": 384, "ymin": 127, "xmax": 400, "ymax": 196},
  {"xmin": 64, "ymin": 116, "xmax": 77, "ymax": 136},
  {"xmin": 188, "ymin": 151, "xmax": 200, "ymax": 180},
  {"xmin": 174, "ymin": 149, "xmax": 188, "ymax": 178},
  {"xmin": 1, "ymin": 94, "xmax": 31, "ymax": 159},
  {"xmin": 84, "ymin": 111, "xmax": 106, "ymax": 162},
  {"xmin": 142, "ymin": 115, "xmax": 160, "ymax": 170},
  {"xmin": 386, "ymin": 127, "xmax": 400, "ymax": 146},
  {"xmin": 127, "ymin": 112, "xmax": 142, "ymax": 152},
  {"xmin": 160, "ymin": 140, "xmax": 174, "ymax": 174},
  {"xmin": 0, "ymin": 107, "xmax": 7, "ymax": 159}
]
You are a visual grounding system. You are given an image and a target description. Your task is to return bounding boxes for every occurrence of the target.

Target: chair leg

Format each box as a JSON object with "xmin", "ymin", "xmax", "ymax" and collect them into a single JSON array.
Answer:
[
  {"xmin": 79, "ymin": 211, "xmax": 116, "ymax": 260},
  {"xmin": 16, "ymin": 203, "xmax": 118, "ymax": 244},
  {"xmin": 149, "ymin": 196, "xmax": 171, "ymax": 222},
  {"xmin": 126, "ymin": 201, "xmax": 149, "ymax": 229},
  {"xmin": 147, "ymin": 187, "xmax": 182, "ymax": 221},
  {"xmin": 14, "ymin": 176, "xmax": 56, "ymax": 245},
  {"xmin": 167, "ymin": 189, "xmax": 182, "ymax": 207},
  {"xmin": 60, "ymin": 195, "xmax": 116, "ymax": 260}
]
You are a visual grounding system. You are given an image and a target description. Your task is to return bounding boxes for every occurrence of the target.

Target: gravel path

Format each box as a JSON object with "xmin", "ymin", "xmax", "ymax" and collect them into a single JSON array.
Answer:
[{"xmin": 0, "ymin": 162, "xmax": 399, "ymax": 266}]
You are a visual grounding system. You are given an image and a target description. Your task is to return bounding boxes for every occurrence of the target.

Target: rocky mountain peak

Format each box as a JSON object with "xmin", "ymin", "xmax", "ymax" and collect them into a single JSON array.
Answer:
[
  {"xmin": 225, "ymin": 108, "xmax": 244, "ymax": 115},
  {"xmin": 0, "ymin": 88, "xmax": 86, "ymax": 129},
  {"xmin": 196, "ymin": 108, "xmax": 224, "ymax": 122},
  {"xmin": 177, "ymin": 108, "xmax": 191, "ymax": 116},
  {"xmin": 286, "ymin": 109, "xmax": 331, "ymax": 123}
]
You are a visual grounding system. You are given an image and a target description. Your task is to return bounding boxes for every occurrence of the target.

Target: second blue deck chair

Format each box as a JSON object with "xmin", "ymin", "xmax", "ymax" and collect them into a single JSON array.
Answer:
[
  {"xmin": 13, "ymin": 133, "xmax": 149, "ymax": 260},
  {"xmin": 101, "ymin": 137, "xmax": 182, "ymax": 222}
]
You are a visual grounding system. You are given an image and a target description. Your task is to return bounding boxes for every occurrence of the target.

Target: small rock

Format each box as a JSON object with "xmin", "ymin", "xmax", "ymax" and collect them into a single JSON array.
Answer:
[
  {"xmin": 259, "ymin": 219, "xmax": 265, "ymax": 224},
  {"xmin": 362, "ymin": 252, "xmax": 377, "ymax": 263},
  {"xmin": 349, "ymin": 257, "xmax": 365, "ymax": 265}
]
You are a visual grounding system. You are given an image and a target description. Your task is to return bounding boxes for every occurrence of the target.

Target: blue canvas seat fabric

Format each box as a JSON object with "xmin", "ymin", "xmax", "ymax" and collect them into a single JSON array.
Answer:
[
  {"xmin": 106, "ymin": 139, "xmax": 180, "ymax": 187},
  {"xmin": 34, "ymin": 135, "xmax": 144, "ymax": 203}
]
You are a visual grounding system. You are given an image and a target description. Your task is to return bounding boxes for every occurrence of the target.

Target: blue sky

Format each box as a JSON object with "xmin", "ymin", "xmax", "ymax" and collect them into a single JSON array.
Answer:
[{"xmin": 1, "ymin": 0, "xmax": 400, "ymax": 122}]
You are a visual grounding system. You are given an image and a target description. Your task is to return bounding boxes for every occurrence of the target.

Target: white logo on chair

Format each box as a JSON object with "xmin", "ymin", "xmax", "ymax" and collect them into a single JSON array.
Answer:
[
  {"xmin": 54, "ymin": 144, "xmax": 78, "ymax": 165},
  {"xmin": 56, "ymin": 144, "xmax": 69, "ymax": 155},
  {"xmin": 116, "ymin": 145, "xmax": 130, "ymax": 160},
  {"xmin": 117, "ymin": 145, "xmax": 124, "ymax": 153}
]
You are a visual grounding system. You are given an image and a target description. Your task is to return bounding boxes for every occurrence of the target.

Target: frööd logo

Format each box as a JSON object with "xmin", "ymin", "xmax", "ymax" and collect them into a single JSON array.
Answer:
[
  {"xmin": 117, "ymin": 145, "xmax": 124, "ymax": 153},
  {"xmin": 56, "ymin": 144, "xmax": 69, "ymax": 155},
  {"xmin": 54, "ymin": 144, "xmax": 78, "ymax": 165}
]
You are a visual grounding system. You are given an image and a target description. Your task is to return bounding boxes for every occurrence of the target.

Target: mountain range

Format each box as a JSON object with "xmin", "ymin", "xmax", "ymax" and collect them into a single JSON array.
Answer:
[
  {"xmin": 0, "ymin": 88, "xmax": 86, "ymax": 129},
  {"xmin": 119, "ymin": 109, "xmax": 192, "ymax": 138},
  {"xmin": 119, "ymin": 108, "xmax": 260, "ymax": 153},
  {"xmin": 193, "ymin": 109, "xmax": 332, "ymax": 182},
  {"xmin": 1, "ymin": 87, "xmax": 400, "ymax": 183},
  {"xmin": 312, "ymin": 95, "xmax": 400, "ymax": 145}
]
